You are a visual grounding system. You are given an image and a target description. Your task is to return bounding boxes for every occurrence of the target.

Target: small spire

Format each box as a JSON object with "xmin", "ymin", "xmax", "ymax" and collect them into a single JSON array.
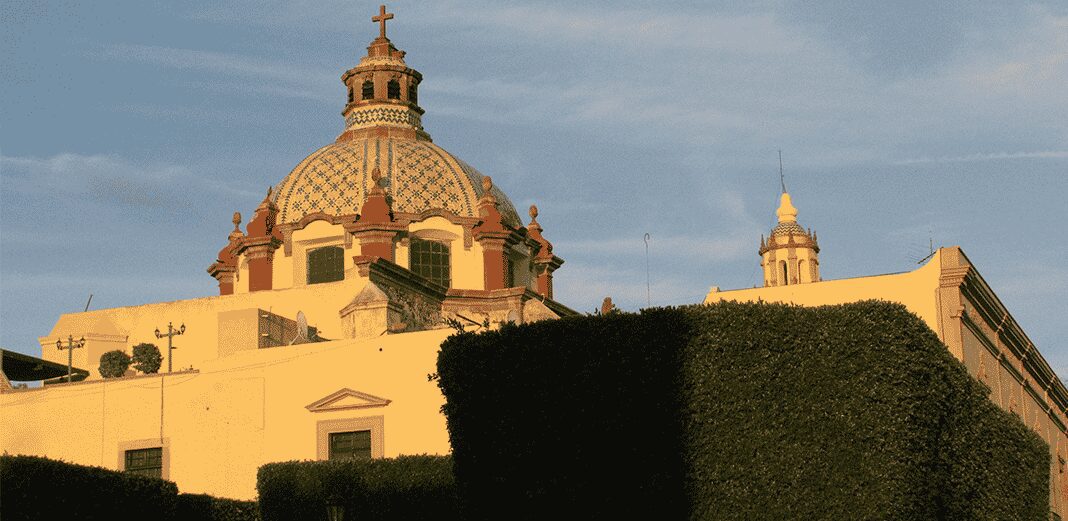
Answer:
[
  {"xmin": 778, "ymin": 149, "xmax": 786, "ymax": 194},
  {"xmin": 482, "ymin": 176, "xmax": 493, "ymax": 193},
  {"xmin": 601, "ymin": 297, "xmax": 615, "ymax": 316},
  {"xmin": 232, "ymin": 212, "xmax": 242, "ymax": 232},
  {"xmin": 529, "ymin": 204, "xmax": 539, "ymax": 224}
]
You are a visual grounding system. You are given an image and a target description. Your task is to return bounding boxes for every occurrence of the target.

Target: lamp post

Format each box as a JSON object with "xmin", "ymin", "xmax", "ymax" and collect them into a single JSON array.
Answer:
[
  {"xmin": 55, "ymin": 335, "xmax": 86, "ymax": 383},
  {"xmin": 154, "ymin": 322, "xmax": 186, "ymax": 373},
  {"xmin": 326, "ymin": 498, "xmax": 345, "ymax": 521}
]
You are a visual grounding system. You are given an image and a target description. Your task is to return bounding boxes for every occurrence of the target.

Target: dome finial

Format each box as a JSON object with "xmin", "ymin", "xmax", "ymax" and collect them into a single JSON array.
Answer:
[
  {"xmin": 232, "ymin": 212, "xmax": 242, "ymax": 231},
  {"xmin": 776, "ymin": 192, "xmax": 798, "ymax": 223},
  {"xmin": 529, "ymin": 204, "xmax": 539, "ymax": 223}
]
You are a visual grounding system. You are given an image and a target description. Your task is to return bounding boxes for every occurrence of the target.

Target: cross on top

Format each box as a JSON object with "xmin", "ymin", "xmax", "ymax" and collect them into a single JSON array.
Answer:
[{"xmin": 372, "ymin": 5, "xmax": 394, "ymax": 40}]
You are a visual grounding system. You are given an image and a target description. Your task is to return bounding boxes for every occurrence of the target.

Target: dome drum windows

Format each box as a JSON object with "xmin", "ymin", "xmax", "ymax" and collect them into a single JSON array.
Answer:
[
  {"xmin": 308, "ymin": 246, "xmax": 345, "ymax": 285},
  {"xmin": 361, "ymin": 80, "xmax": 375, "ymax": 101},
  {"xmin": 409, "ymin": 238, "xmax": 450, "ymax": 288},
  {"xmin": 407, "ymin": 83, "xmax": 418, "ymax": 105},
  {"xmin": 387, "ymin": 79, "xmax": 401, "ymax": 100}
]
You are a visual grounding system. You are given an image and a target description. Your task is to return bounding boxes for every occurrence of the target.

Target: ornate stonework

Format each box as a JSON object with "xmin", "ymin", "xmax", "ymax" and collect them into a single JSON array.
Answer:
[{"xmin": 273, "ymin": 137, "xmax": 521, "ymax": 228}]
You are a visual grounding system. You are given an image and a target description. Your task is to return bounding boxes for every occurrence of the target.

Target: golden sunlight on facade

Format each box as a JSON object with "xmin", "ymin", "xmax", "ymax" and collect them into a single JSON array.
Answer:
[
  {"xmin": 2, "ymin": 6, "xmax": 1062, "ymax": 515},
  {"xmin": 1, "ymin": 8, "xmax": 573, "ymax": 500},
  {"xmin": 707, "ymin": 191, "xmax": 1068, "ymax": 517}
]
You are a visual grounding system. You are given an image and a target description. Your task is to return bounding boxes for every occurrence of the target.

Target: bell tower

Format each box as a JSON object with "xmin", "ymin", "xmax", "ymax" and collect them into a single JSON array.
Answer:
[
  {"xmin": 337, "ymin": 4, "xmax": 429, "ymax": 142},
  {"xmin": 759, "ymin": 190, "xmax": 821, "ymax": 287}
]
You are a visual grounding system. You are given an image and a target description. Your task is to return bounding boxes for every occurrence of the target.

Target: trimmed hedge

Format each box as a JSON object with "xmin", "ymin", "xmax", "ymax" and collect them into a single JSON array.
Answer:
[
  {"xmin": 437, "ymin": 301, "xmax": 1050, "ymax": 520},
  {"xmin": 0, "ymin": 455, "xmax": 258, "ymax": 521},
  {"xmin": 257, "ymin": 455, "xmax": 457, "ymax": 521},
  {"xmin": 0, "ymin": 454, "xmax": 179, "ymax": 521},
  {"xmin": 177, "ymin": 493, "xmax": 260, "ymax": 521}
]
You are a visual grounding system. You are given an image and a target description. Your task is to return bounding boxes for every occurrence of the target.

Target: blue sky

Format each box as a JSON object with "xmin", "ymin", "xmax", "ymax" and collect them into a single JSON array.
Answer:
[{"xmin": 2, "ymin": 2, "xmax": 1066, "ymax": 372}]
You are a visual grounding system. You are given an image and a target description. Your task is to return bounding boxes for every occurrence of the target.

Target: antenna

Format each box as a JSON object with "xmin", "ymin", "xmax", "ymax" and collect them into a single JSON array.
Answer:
[
  {"xmin": 643, "ymin": 233, "xmax": 651, "ymax": 307},
  {"xmin": 83, "ymin": 293, "xmax": 93, "ymax": 312},
  {"xmin": 778, "ymin": 149, "xmax": 786, "ymax": 193},
  {"xmin": 915, "ymin": 229, "xmax": 937, "ymax": 265}
]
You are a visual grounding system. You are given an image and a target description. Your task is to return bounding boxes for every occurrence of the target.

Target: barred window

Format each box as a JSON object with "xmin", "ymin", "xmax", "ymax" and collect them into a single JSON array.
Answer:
[
  {"xmin": 410, "ymin": 238, "xmax": 450, "ymax": 288},
  {"xmin": 124, "ymin": 447, "xmax": 162, "ymax": 478},
  {"xmin": 307, "ymin": 246, "xmax": 344, "ymax": 285},
  {"xmin": 362, "ymin": 80, "xmax": 374, "ymax": 100},
  {"xmin": 329, "ymin": 430, "xmax": 372, "ymax": 461},
  {"xmin": 387, "ymin": 79, "xmax": 401, "ymax": 99}
]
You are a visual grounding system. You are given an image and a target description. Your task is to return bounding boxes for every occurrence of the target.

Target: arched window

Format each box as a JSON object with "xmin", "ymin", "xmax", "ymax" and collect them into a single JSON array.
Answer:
[
  {"xmin": 407, "ymin": 83, "xmax": 418, "ymax": 104},
  {"xmin": 387, "ymin": 79, "xmax": 401, "ymax": 100},
  {"xmin": 361, "ymin": 80, "xmax": 374, "ymax": 100},
  {"xmin": 307, "ymin": 246, "xmax": 344, "ymax": 285},
  {"xmin": 798, "ymin": 259, "xmax": 807, "ymax": 283},
  {"xmin": 347, "ymin": 85, "xmax": 354, "ymax": 104},
  {"xmin": 410, "ymin": 238, "xmax": 450, "ymax": 288},
  {"xmin": 779, "ymin": 260, "xmax": 789, "ymax": 286}
]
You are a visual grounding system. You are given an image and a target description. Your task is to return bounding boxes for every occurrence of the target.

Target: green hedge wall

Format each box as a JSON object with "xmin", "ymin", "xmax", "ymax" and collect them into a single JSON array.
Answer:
[
  {"xmin": 437, "ymin": 301, "xmax": 1050, "ymax": 520},
  {"xmin": 177, "ymin": 493, "xmax": 260, "ymax": 521},
  {"xmin": 0, "ymin": 454, "xmax": 179, "ymax": 521},
  {"xmin": 0, "ymin": 455, "xmax": 258, "ymax": 521},
  {"xmin": 257, "ymin": 455, "xmax": 457, "ymax": 521}
]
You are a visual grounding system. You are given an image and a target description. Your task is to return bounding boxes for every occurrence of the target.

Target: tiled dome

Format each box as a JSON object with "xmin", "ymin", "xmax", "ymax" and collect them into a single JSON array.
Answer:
[
  {"xmin": 771, "ymin": 221, "xmax": 808, "ymax": 237},
  {"xmin": 273, "ymin": 136, "xmax": 521, "ymax": 227}
]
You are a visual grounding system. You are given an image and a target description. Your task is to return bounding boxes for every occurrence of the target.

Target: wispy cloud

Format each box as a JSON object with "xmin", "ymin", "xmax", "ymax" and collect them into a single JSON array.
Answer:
[
  {"xmin": 97, "ymin": 43, "xmax": 335, "ymax": 102},
  {"xmin": 894, "ymin": 151, "xmax": 1068, "ymax": 165},
  {"xmin": 1, "ymin": 153, "xmax": 260, "ymax": 208},
  {"xmin": 556, "ymin": 233, "xmax": 755, "ymax": 262}
]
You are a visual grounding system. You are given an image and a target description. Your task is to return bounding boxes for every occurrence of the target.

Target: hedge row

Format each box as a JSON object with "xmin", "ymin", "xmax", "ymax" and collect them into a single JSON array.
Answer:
[
  {"xmin": 436, "ymin": 301, "xmax": 1050, "ymax": 520},
  {"xmin": 0, "ymin": 454, "xmax": 178, "ymax": 521},
  {"xmin": 0, "ymin": 455, "xmax": 258, "ymax": 521},
  {"xmin": 177, "ymin": 494, "xmax": 261, "ymax": 521},
  {"xmin": 257, "ymin": 455, "xmax": 457, "ymax": 521}
]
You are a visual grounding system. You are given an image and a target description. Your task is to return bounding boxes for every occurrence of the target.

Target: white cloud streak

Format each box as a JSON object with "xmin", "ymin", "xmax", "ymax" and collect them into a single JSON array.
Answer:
[
  {"xmin": 98, "ymin": 43, "xmax": 336, "ymax": 102},
  {"xmin": 1, "ymin": 153, "xmax": 260, "ymax": 208},
  {"xmin": 894, "ymin": 151, "xmax": 1068, "ymax": 165}
]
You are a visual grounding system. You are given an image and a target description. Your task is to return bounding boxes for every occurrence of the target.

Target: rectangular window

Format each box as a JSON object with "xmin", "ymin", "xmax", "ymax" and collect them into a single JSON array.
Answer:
[
  {"xmin": 409, "ymin": 238, "xmax": 450, "ymax": 288},
  {"xmin": 308, "ymin": 246, "xmax": 345, "ymax": 285},
  {"xmin": 124, "ymin": 447, "xmax": 163, "ymax": 478},
  {"xmin": 329, "ymin": 430, "xmax": 372, "ymax": 461}
]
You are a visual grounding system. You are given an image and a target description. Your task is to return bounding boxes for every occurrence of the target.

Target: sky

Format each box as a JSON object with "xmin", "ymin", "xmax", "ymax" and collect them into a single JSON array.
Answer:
[{"xmin": 2, "ymin": 2, "xmax": 1066, "ymax": 372}]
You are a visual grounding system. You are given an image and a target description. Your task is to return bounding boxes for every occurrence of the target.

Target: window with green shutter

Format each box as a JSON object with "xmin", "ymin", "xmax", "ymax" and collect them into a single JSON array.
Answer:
[
  {"xmin": 124, "ymin": 447, "xmax": 163, "ymax": 478},
  {"xmin": 308, "ymin": 246, "xmax": 344, "ymax": 285},
  {"xmin": 328, "ymin": 430, "xmax": 372, "ymax": 461}
]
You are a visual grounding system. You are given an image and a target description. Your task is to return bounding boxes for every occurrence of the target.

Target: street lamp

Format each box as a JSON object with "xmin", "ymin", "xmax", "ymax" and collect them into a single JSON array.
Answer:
[
  {"xmin": 154, "ymin": 322, "xmax": 186, "ymax": 373},
  {"xmin": 55, "ymin": 335, "xmax": 85, "ymax": 383},
  {"xmin": 326, "ymin": 499, "xmax": 345, "ymax": 521}
]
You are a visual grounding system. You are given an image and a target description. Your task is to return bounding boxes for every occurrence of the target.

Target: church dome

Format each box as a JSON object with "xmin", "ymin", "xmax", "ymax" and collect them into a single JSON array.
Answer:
[{"xmin": 273, "ymin": 136, "xmax": 521, "ymax": 227}]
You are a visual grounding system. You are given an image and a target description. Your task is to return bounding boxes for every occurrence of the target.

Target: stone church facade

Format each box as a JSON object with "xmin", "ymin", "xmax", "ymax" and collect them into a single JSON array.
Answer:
[{"xmin": 1, "ymin": 8, "xmax": 574, "ymax": 500}]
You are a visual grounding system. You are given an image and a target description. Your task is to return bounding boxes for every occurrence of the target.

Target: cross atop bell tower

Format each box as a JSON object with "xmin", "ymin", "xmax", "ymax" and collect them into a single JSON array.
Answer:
[{"xmin": 372, "ymin": 5, "xmax": 394, "ymax": 40}]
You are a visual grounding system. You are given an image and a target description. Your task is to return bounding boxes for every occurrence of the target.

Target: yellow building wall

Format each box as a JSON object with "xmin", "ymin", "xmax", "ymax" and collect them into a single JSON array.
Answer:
[
  {"xmin": 712, "ymin": 251, "xmax": 941, "ymax": 327},
  {"xmin": 2, "ymin": 330, "xmax": 453, "ymax": 500},
  {"xmin": 38, "ymin": 276, "xmax": 370, "ymax": 379}
]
